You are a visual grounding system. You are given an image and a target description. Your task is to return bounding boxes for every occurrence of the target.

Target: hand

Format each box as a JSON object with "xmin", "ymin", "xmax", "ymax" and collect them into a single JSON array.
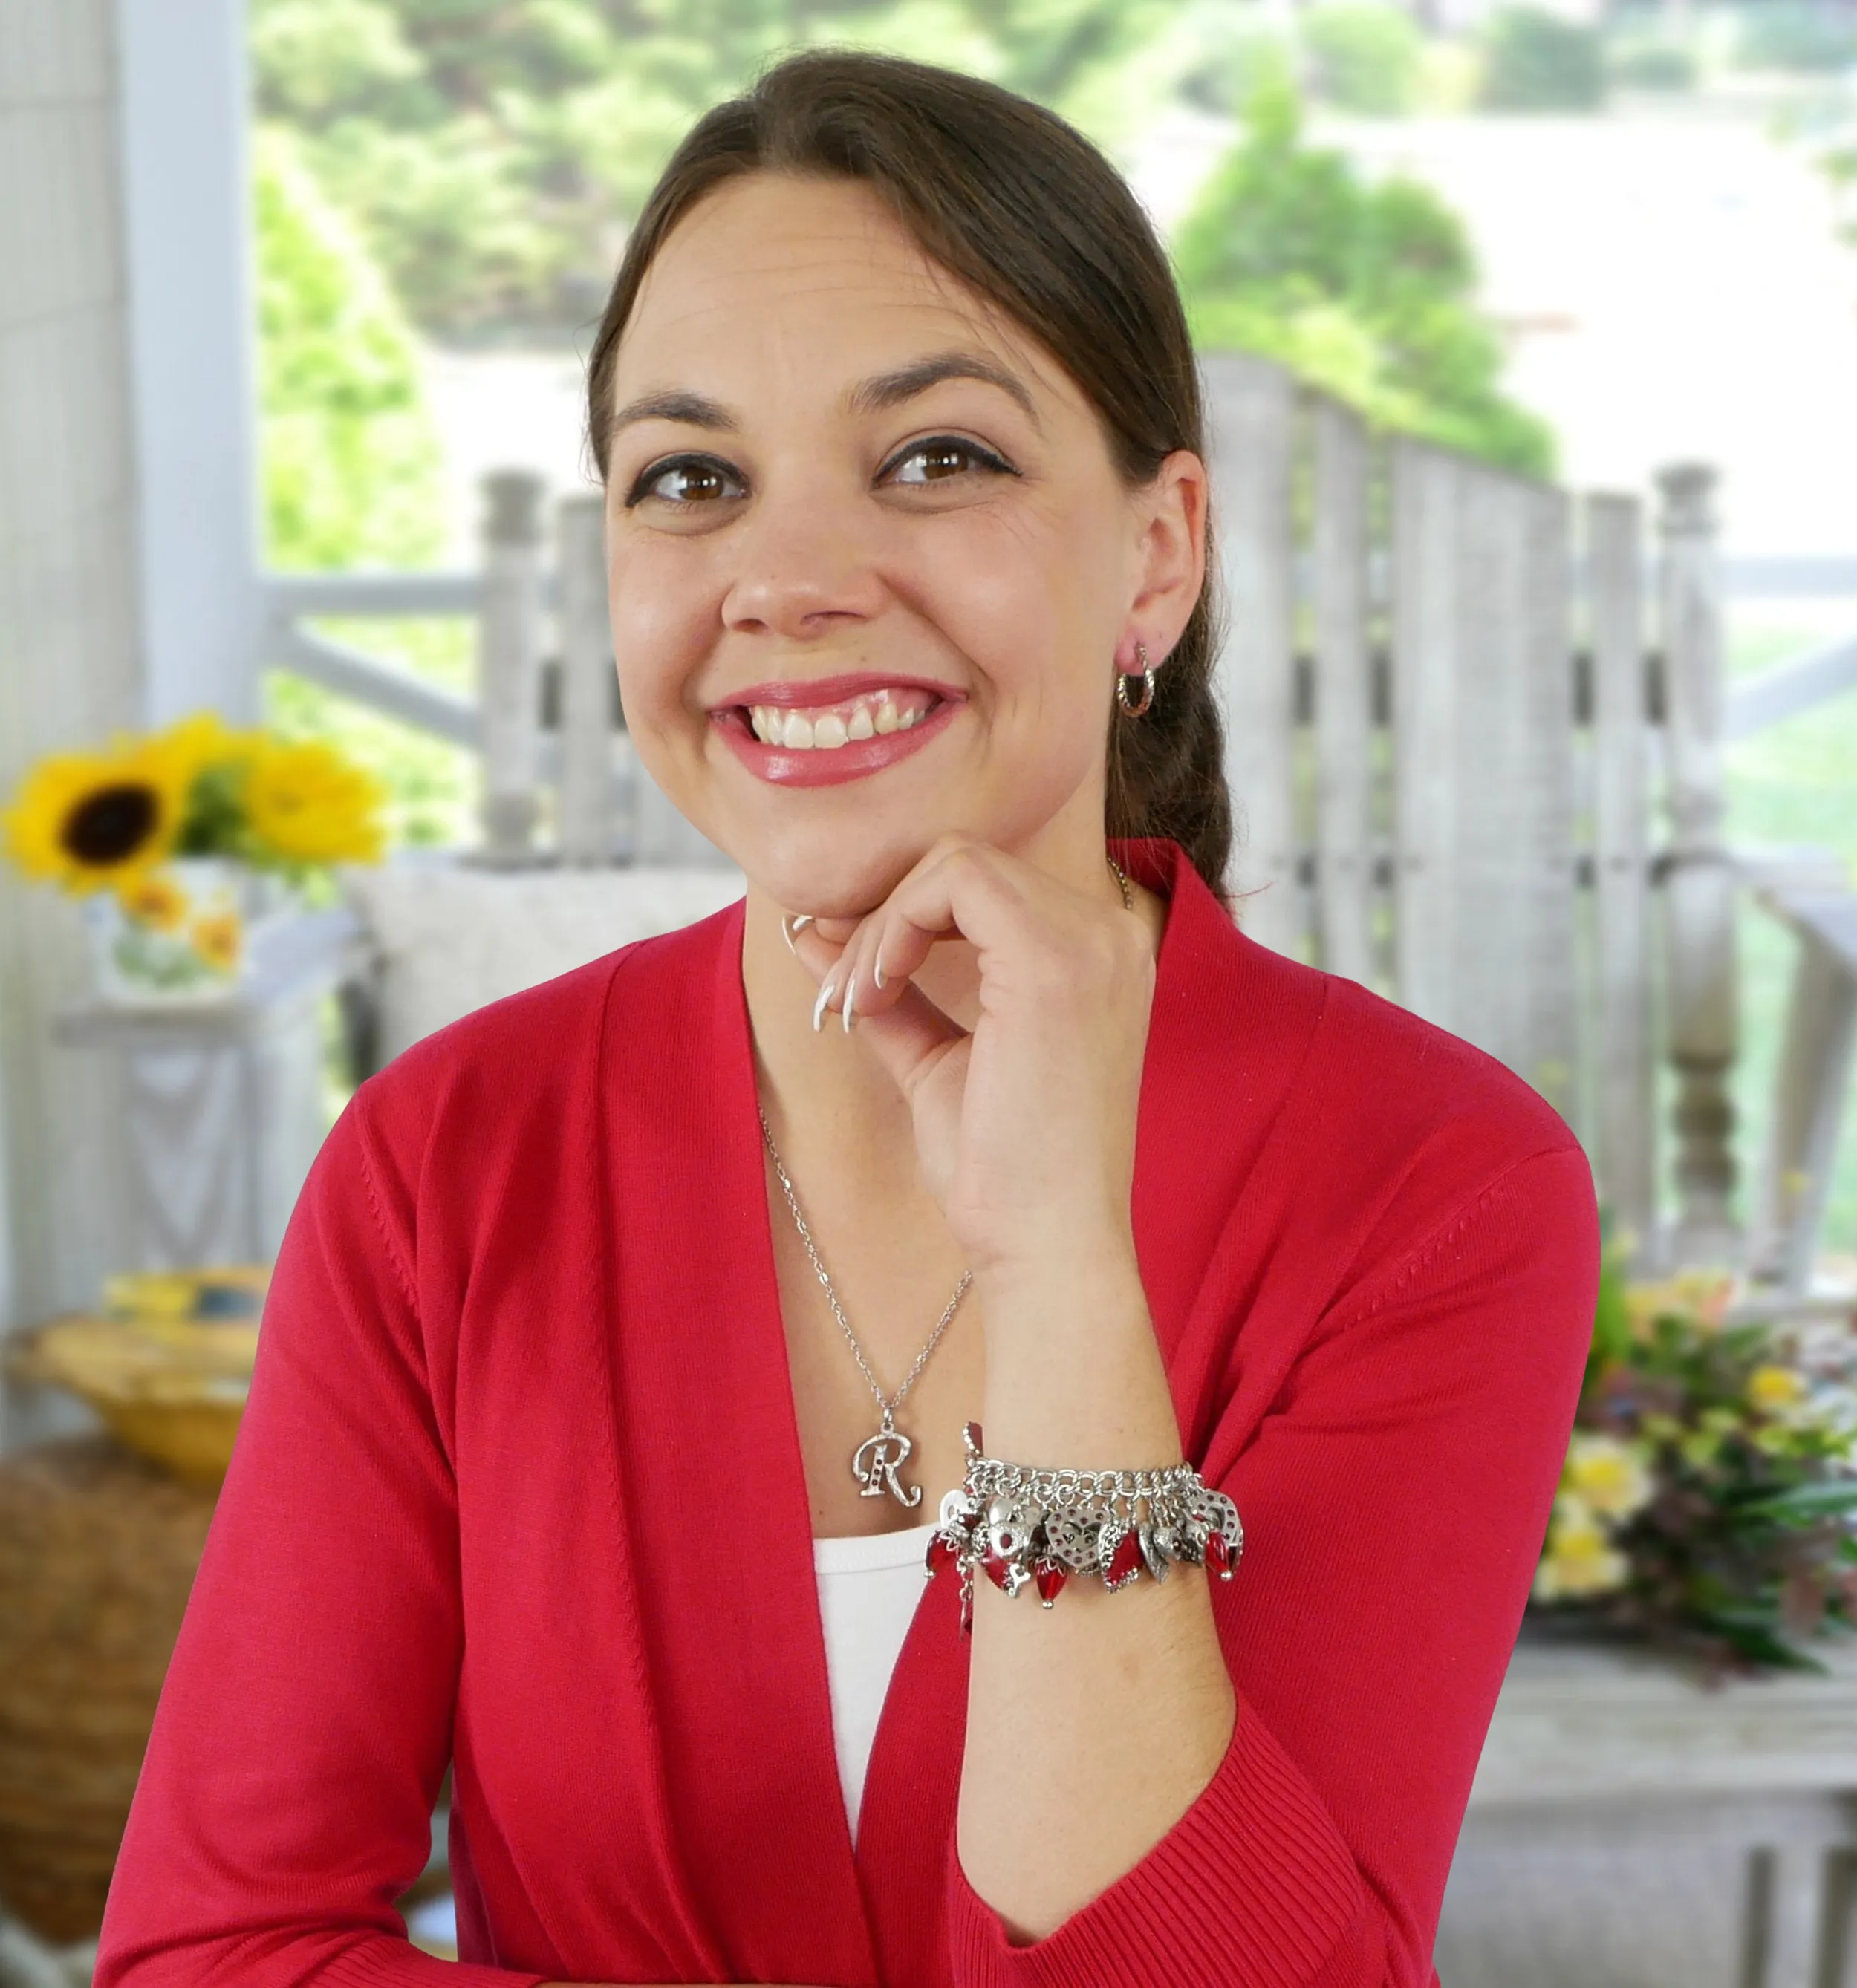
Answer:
[{"xmin": 792, "ymin": 835, "xmax": 1155, "ymax": 1280}]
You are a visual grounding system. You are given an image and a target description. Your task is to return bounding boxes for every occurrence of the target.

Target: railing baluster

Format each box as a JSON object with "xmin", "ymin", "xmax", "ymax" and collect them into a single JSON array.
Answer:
[
  {"xmin": 1657, "ymin": 462, "xmax": 1740, "ymax": 1269},
  {"xmin": 475, "ymin": 469, "xmax": 547, "ymax": 867},
  {"xmin": 556, "ymin": 494, "xmax": 615, "ymax": 866}
]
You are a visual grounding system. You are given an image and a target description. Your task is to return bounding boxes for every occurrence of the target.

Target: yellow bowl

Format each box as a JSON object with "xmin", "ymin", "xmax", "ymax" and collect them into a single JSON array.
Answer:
[{"xmin": 9, "ymin": 1314, "xmax": 256, "ymax": 1490}]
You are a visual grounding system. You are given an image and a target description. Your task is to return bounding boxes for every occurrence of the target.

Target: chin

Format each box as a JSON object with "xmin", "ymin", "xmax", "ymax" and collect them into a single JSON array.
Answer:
[{"xmin": 733, "ymin": 827, "xmax": 934, "ymax": 921}]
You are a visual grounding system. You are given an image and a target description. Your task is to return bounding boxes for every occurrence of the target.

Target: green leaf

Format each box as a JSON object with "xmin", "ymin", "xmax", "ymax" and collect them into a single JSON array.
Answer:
[{"xmin": 1732, "ymin": 1479, "xmax": 1857, "ymax": 1525}]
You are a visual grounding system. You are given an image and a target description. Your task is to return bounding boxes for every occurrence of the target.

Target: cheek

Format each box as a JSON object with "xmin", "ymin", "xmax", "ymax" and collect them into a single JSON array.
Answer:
[
  {"xmin": 909, "ymin": 498, "xmax": 1125, "ymax": 731},
  {"xmin": 603, "ymin": 534, "xmax": 719, "ymax": 734}
]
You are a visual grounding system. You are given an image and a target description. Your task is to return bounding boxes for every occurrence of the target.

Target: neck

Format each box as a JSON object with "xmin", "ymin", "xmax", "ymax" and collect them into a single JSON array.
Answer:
[{"xmin": 741, "ymin": 821, "xmax": 1164, "ymax": 1187}]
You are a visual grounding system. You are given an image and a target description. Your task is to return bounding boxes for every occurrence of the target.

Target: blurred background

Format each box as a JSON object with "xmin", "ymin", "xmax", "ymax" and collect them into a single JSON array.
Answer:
[{"xmin": 3, "ymin": 0, "xmax": 1857, "ymax": 1982}]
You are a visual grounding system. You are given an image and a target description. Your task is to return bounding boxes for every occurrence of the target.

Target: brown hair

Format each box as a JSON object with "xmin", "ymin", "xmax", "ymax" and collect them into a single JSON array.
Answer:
[{"xmin": 585, "ymin": 49, "xmax": 1232, "ymax": 897}]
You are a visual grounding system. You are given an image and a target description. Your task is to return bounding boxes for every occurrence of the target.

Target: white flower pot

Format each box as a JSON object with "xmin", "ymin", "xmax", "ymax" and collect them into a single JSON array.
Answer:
[{"xmin": 81, "ymin": 857, "xmax": 261, "ymax": 1006}]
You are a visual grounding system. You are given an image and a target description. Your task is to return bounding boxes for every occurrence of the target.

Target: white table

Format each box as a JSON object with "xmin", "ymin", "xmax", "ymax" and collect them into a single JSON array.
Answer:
[{"xmin": 1439, "ymin": 1625, "xmax": 1857, "ymax": 1988}]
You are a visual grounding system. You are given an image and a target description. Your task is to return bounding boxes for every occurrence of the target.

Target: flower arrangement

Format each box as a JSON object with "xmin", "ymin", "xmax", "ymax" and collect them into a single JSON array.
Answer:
[
  {"xmin": 1530, "ymin": 1238, "xmax": 1857, "ymax": 1679},
  {"xmin": 2, "ymin": 711, "xmax": 386, "ymax": 999}
]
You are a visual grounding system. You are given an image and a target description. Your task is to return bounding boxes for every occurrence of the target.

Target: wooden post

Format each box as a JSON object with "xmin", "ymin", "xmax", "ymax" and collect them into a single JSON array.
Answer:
[
  {"xmin": 1310, "ymin": 398, "xmax": 1375, "ymax": 986},
  {"xmin": 1202, "ymin": 353, "xmax": 1299, "ymax": 951},
  {"xmin": 475, "ymin": 470, "xmax": 547, "ymax": 867},
  {"xmin": 1586, "ymin": 493, "xmax": 1657, "ymax": 1261},
  {"xmin": 1518, "ymin": 484, "xmax": 1578, "ymax": 1126},
  {"xmin": 1748, "ymin": 902, "xmax": 1857, "ymax": 1297},
  {"xmin": 554, "ymin": 495, "xmax": 614, "ymax": 866},
  {"xmin": 1389, "ymin": 440, "xmax": 1461, "ymax": 1033},
  {"xmin": 1449, "ymin": 462, "xmax": 1531, "ymax": 1077},
  {"xmin": 1656, "ymin": 463, "xmax": 1740, "ymax": 1268}
]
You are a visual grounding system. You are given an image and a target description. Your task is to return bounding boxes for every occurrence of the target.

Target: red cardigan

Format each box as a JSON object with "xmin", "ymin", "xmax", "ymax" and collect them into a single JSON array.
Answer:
[{"xmin": 94, "ymin": 835, "xmax": 1599, "ymax": 1988}]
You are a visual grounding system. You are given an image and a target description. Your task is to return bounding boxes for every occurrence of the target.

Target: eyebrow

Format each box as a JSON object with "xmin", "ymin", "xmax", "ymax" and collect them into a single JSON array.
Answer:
[
  {"xmin": 848, "ymin": 351, "xmax": 1041, "ymax": 429},
  {"xmin": 606, "ymin": 351, "xmax": 1041, "ymax": 443},
  {"xmin": 607, "ymin": 388, "xmax": 738, "ymax": 435}
]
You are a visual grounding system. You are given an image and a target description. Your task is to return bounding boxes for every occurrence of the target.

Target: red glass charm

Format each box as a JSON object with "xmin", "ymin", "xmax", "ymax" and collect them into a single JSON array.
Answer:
[
  {"xmin": 1106, "ymin": 1529, "xmax": 1144, "ymax": 1586},
  {"xmin": 926, "ymin": 1532, "xmax": 960, "ymax": 1577},
  {"xmin": 981, "ymin": 1551, "xmax": 1017, "ymax": 1591},
  {"xmin": 1204, "ymin": 1531, "xmax": 1232, "ymax": 1578},
  {"xmin": 1034, "ymin": 1559, "xmax": 1068, "ymax": 1606}
]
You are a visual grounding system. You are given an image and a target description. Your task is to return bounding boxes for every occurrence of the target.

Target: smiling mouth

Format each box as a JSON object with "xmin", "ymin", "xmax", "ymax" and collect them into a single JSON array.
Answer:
[{"xmin": 738, "ymin": 685, "xmax": 942, "ymax": 751}]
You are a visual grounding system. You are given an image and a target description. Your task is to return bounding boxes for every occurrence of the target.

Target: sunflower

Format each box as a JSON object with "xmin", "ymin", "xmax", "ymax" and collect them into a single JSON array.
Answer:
[
  {"xmin": 1, "ymin": 730, "xmax": 195, "ymax": 893},
  {"xmin": 243, "ymin": 737, "xmax": 387, "ymax": 865}
]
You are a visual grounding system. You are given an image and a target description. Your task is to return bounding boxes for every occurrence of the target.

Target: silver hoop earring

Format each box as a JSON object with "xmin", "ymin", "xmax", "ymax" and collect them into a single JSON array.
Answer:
[{"xmin": 1116, "ymin": 642, "xmax": 1155, "ymax": 720}]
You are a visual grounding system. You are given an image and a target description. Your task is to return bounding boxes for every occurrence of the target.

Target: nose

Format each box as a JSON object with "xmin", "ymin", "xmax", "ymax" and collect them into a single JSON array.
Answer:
[{"xmin": 719, "ymin": 476, "xmax": 888, "ymax": 642}]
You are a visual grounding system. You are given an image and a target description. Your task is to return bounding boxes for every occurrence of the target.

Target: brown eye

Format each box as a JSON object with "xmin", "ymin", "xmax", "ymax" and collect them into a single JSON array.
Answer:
[
  {"xmin": 885, "ymin": 436, "xmax": 1017, "ymax": 486},
  {"xmin": 628, "ymin": 456, "xmax": 745, "ymax": 507}
]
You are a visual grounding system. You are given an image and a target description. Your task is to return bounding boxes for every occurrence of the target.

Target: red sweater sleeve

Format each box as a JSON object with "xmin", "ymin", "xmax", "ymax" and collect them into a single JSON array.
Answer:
[
  {"xmin": 93, "ymin": 1090, "xmax": 550, "ymax": 1988},
  {"xmin": 942, "ymin": 1144, "xmax": 1600, "ymax": 1988}
]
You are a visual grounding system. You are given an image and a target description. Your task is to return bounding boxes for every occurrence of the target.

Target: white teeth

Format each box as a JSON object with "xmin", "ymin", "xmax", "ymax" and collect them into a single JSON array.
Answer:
[{"xmin": 749, "ymin": 691, "xmax": 936, "ymax": 748}]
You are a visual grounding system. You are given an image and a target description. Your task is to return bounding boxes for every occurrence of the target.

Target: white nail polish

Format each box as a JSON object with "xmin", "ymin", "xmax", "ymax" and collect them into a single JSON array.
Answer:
[
  {"xmin": 842, "ymin": 973, "xmax": 856, "ymax": 1033},
  {"xmin": 780, "ymin": 916, "xmax": 799, "ymax": 957},
  {"xmin": 873, "ymin": 956, "xmax": 885, "ymax": 991}
]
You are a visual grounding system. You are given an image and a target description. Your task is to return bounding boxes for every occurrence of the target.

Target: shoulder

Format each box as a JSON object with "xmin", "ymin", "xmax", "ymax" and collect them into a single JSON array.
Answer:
[
  {"xmin": 1244, "ymin": 943, "xmax": 1597, "ymax": 1326},
  {"xmin": 1160, "ymin": 873, "xmax": 1593, "ymax": 1311}
]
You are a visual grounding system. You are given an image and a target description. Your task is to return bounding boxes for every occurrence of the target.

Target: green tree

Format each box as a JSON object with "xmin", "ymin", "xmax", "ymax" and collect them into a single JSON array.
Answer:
[
  {"xmin": 253, "ymin": 125, "xmax": 473, "ymax": 849},
  {"xmin": 254, "ymin": 125, "xmax": 447, "ymax": 568},
  {"xmin": 1478, "ymin": 7, "xmax": 1606, "ymax": 111},
  {"xmin": 250, "ymin": 0, "xmax": 1214, "ymax": 336},
  {"xmin": 1302, "ymin": 2, "xmax": 1422, "ymax": 116},
  {"xmin": 1172, "ymin": 79, "xmax": 1556, "ymax": 476}
]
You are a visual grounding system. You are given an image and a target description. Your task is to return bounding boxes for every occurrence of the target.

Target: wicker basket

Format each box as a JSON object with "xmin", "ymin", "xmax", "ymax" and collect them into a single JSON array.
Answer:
[{"xmin": 0, "ymin": 1437, "xmax": 215, "ymax": 1943}]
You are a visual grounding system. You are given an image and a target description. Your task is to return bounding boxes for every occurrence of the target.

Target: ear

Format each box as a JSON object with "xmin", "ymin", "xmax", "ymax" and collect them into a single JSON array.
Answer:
[{"xmin": 1125, "ymin": 450, "xmax": 1209, "ymax": 662}]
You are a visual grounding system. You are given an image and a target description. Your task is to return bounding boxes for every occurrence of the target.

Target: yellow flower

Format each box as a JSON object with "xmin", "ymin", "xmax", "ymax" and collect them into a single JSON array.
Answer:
[
  {"xmin": 243, "ymin": 737, "xmax": 387, "ymax": 864},
  {"xmin": 158, "ymin": 709, "xmax": 260, "ymax": 792},
  {"xmin": 189, "ymin": 910, "xmax": 243, "ymax": 974},
  {"xmin": 1, "ymin": 731, "xmax": 192, "ymax": 893},
  {"xmin": 1535, "ymin": 1498, "xmax": 1628, "ymax": 1601},
  {"xmin": 1564, "ymin": 1433, "xmax": 1655, "ymax": 1521},
  {"xmin": 1625, "ymin": 1270, "xmax": 1735, "ymax": 1339},
  {"xmin": 1748, "ymin": 1365, "xmax": 1808, "ymax": 1413},
  {"xmin": 116, "ymin": 870, "xmax": 188, "ymax": 931}
]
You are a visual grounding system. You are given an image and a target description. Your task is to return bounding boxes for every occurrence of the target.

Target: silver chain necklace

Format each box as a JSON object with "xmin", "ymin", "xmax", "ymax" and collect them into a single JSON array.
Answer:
[
  {"xmin": 758, "ymin": 1105, "xmax": 970, "ymax": 1508},
  {"xmin": 758, "ymin": 858, "xmax": 1134, "ymax": 1508}
]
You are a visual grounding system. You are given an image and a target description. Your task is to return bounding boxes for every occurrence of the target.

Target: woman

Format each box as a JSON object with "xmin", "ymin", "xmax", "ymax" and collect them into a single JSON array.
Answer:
[{"xmin": 95, "ymin": 50, "xmax": 1599, "ymax": 1988}]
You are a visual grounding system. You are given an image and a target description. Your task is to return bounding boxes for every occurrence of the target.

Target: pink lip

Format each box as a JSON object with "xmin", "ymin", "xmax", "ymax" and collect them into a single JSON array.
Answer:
[
  {"xmin": 712, "ymin": 694, "xmax": 963, "ymax": 788},
  {"xmin": 712, "ymin": 671, "xmax": 963, "ymax": 711}
]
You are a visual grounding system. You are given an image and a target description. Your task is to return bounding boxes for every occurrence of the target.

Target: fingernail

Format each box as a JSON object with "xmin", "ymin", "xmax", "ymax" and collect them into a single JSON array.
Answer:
[
  {"xmin": 873, "ymin": 955, "xmax": 885, "ymax": 991},
  {"xmin": 813, "ymin": 977, "xmax": 834, "ymax": 1034},
  {"xmin": 780, "ymin": 913, "xmax": 813, "ymax": 958},
  {"xmin": 842, "ymin": 972, "xmax": 857, "ymax": 1034}
]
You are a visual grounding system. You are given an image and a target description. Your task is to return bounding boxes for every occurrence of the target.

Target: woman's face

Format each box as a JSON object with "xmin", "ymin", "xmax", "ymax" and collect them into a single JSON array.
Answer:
[{"xmin": 601, "ymin": 170, "xmax": 1203, "ymax": 918}]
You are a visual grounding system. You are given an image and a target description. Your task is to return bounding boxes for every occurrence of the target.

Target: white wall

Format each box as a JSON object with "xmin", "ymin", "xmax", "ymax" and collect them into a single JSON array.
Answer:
[{"xmin": 0, "ymin": 0, "xmax": 143, "ymax": 1447}]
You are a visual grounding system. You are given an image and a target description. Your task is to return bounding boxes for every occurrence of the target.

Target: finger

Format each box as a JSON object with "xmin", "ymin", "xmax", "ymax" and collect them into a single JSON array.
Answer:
[{"xmin": 842, "ymin": 974, "xmax": 966, "ymax": 1095}]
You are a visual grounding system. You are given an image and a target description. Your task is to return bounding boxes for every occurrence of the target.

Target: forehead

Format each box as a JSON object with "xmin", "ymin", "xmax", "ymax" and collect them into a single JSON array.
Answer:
[{"xmin": 615, "ymin": 172, "xmax": 1077, "ymax": 412}]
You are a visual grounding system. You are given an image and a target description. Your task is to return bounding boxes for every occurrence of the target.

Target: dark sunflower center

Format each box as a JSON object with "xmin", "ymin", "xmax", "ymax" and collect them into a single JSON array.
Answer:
[{"xmin": 62, "ymin": 783, "xmax": 160, "ymax": 864}]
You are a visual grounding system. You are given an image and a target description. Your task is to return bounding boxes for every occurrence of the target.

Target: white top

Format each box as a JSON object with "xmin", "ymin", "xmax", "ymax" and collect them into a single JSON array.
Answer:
[{"xmin": 813, "ymin": 1522, "xmax": 941, "ymax": 1843}]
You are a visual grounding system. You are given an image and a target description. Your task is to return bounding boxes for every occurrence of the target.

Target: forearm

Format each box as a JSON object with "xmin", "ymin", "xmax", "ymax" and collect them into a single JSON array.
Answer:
[{"xmin": 957, "ymin": 1245, "xmax": 1237, "ymax": 1943}]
